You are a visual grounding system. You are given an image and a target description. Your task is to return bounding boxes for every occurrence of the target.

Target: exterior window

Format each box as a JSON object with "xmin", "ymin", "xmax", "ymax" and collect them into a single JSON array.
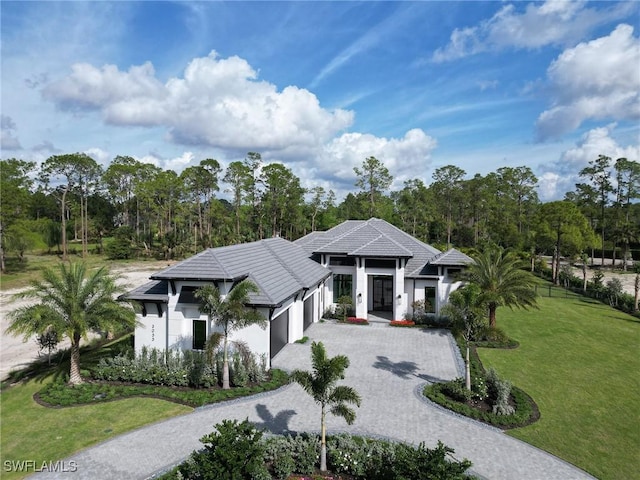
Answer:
[
  {"xmin": 329, "ymin": 256, "xmax": 355, "ymax": 266},
  {"xmin": 192, "ymin": 320, "xmax": 206, "ymax": 350},
  {"xmin": 447, "ymin": 268, "xmax": 461, "ymax": 278},
  {"xmin": 424, "ymin": 287, "xmax": 436, "ymax": 313},
  {"xmin": 365, "ymin": 258, "xmax": 396, "ymax": 269},
  {"xmin": 333, "ymin": 274, "xmax": 353, "ymax": 302}
]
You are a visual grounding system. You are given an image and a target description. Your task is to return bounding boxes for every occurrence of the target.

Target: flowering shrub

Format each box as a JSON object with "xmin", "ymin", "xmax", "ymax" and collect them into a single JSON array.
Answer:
[
  {"xmin": 472, "ymin": 375, "xmax": 488, "ymax": 400},
  {"xmin": 345, "ymin": 317, "xmax": 369, "ymax": 325},
  {"xmin": 390, "ymin": 320, "xmax": 415, "ymax": 327}
]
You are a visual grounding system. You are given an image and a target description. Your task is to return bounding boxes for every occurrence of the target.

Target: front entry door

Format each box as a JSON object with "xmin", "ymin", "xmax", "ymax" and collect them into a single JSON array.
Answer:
[{"xmin": 372, "ymin": 276, "xmax": 393, "ymax": 311}]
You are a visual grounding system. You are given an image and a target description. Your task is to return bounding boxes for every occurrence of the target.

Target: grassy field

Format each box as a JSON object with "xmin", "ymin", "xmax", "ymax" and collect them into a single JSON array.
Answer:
[
  {"xmin": 0, "ymin": 251, "xmax": 165, "ymax": 291},
  {"xmin": 478, "ymin": 286, "xmax": 640, "ymax": 480},
  {"xmin": 0, "ymin": 379, "xmax": 192, "ymax": 479},
  {"xmin": 1, "ymin": 335, "xmax": 191, "ymax": 479}
]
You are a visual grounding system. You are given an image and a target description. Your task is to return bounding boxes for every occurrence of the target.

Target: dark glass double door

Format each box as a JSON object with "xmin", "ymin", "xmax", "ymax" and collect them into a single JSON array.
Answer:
[{"xmin": 372, "ymin": 276, "xmax": 393, "ymax": 311}]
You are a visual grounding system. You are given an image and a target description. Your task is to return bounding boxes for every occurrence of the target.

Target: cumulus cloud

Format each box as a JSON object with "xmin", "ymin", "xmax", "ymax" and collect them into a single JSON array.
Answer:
[
  {"xmin": 432, "ymin": 0, "xmax": 632, "ymax": 62},
  {"xmin": 32, "ymin": 140, "xmax": 61, "ymax": 153},
  {"xmin": 317, "ymin": 128, "xmax": 437, "ymax": 192},
  {"xmin": 84, "ymin": 147, "xmax": 111, "ymax": 167},
  {"xmin": 0, "ymin": 115, "xmax": 22, "ymax": 150},
  {"xmin": 43, "ymin": 51, "xmax": 354, "ymax": 154},
  {"xmin": 536, "ymin": 124, "xmax": 640, "ymax": 200},
  {"xmin": 536, "ymin": 24, "xmax": 640, "ymax": 140}
]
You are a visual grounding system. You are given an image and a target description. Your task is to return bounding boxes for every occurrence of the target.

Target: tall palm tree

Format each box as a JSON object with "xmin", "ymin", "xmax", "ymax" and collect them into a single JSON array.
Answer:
[
  {"xmin": 195, "ymin": 279, "xmax": 266, "ymax": 390},
  {"xmin": 290, "ymin": 341, "xmax": 361, "ymax": 472},
  {"xmin": 6, "ymin": 262, "xmax": 135, "ymax": 385},
  {"xmin": 466, "ymin": 247, "xmax": 538, "ymax": 328},
  {"xmin": 441, "ymin": 284, "xmax": 486, "ymax": 391}
]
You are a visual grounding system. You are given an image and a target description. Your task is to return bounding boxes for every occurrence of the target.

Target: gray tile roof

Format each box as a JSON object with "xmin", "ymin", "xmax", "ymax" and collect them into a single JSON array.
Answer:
[
  {"xmin": 430, "ymin": 248, "xmax": 474, "ymax": 266},
  {"xmin": 296, "ymin": 218, "xmax": 472, "ymax": 277},
  {"xmin": 121, "ymin": 280, "xmax": 168, "ymax": 302},
  {"xmin": 144, "ymin": 237, "xmax": 330, "ymax": 307}
]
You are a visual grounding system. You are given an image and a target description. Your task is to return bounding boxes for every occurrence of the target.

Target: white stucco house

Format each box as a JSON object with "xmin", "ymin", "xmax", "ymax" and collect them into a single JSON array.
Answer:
[{"xmin": 124, "ymin": 218, "xmax": 472, "ymax": 364}]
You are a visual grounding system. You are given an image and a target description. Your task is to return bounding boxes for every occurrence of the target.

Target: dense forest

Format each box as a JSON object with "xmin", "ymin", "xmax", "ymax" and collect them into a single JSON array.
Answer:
[{"xmin": 1, "ymin": 153, "xmax": 638, "ymax": 280}]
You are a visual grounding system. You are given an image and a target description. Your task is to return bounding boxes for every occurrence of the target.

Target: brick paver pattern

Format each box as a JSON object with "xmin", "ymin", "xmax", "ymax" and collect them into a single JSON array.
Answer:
[{"xmin": 31, "ymin": 323, "xmax": 595, "ymax": 480}]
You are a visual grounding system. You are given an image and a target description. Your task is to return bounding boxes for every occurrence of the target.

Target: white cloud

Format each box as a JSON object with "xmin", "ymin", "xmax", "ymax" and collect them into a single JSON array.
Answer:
[
  {"xmin": 536, "ymin": 124, "xmax": 640, "ymax": 200},
  {"xmin": 318, "ymin": 128, "xmax": 437, "ymax": 193},
  {"xmin": 536, "ymin": 24, "xmax": 640, "ymax": 140},
  {"xmin": 0, "ymin": 115, "xmax": 22, "ymax": 151},
  {"xmin": 84, "ymin": 147, "xmax": 111, "ymax": 167},
  {"xmin": 432, "ymin": 0, "xmax": 632, "ymax": 62},
  {"xmin": 43, "ymin": 51, "xmax": 354, "ymax": 154}
]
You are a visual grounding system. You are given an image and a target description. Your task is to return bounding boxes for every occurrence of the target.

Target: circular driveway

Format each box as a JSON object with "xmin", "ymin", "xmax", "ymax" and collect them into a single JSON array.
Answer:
[{"xmin": 32, "ymin": 323, "xmax": 594, "ymax": 480}]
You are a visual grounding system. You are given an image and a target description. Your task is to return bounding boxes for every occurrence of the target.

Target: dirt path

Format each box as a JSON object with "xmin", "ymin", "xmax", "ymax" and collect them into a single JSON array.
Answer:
[{"xmin": 0, "ymin": 262, "xmax": 168, "ymax": 382}]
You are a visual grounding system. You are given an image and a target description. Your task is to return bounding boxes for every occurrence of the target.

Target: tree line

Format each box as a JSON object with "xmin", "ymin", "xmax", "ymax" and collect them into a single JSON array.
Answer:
[{"xmin": 1, "ymin": 152, "xmax": 638, "ymax": 281}]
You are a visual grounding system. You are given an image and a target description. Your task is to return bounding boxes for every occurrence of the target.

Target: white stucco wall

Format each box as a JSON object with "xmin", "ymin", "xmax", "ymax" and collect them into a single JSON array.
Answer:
[{"xmin": 134, "ymin": 281, "xmax": 326, "ymax": 361}]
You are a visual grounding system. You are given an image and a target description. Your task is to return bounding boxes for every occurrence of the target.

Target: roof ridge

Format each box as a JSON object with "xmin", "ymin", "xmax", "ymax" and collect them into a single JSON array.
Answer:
[
  {"xmin": 350, "ymin": 233, "xmax": 383, "ymax": 254},
  {"xmin": 261, "ymin": 238, "xmax": 304, "ymax": 297},
  {"xmin": 205, "ymin": 248, "xmax": 235, "ymax": 279},
  {"xmin": 319, "ymin": 220, "xmax": 368, "ymax": 252},
  {"xmin": 367, "ymin": 220, "xmax": 413, "ymax": 256},
  {"xmin": 370, "ymin": 218, "xmax": 440, "ymax": 254}
]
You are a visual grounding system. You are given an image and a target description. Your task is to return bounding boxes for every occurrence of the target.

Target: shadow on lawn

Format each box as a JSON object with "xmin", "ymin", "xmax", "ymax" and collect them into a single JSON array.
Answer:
[{"xmin": 2, "ymin": 334, "xmax": 133, "ymax": 387}]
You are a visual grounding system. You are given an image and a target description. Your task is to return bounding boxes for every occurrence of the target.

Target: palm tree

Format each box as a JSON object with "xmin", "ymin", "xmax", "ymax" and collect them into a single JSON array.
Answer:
[
  {"xmin": 290, "ymin": 341, "xmax": 361, "ymax": 472},
  {"xmin": 466, "ymin": 247, "xmax": 538, "ymax": 328},
  {"xmin": 195, "ymin": 279, "xmax": 266, "ymax": 390},
  {"xmin": 441, "ymin": 284, "xmax": 486, "ymax": 391},
  {"xmin": 6, "ymin": 262, "xmax": 135, "ymax": 385}
]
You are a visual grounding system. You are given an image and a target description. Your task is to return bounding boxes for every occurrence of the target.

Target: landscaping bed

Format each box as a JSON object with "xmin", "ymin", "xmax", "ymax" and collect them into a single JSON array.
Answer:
[
  {"xmin": 160, "ymin": 420, "xmax": 474, "ymax": 480},
  {"xmin": 35, "ymin": 369, "xmax": 289, "ymax": 408},
  {"xmin": 423, "ymin": 335, "xmax": 538, "ymax": 429}
]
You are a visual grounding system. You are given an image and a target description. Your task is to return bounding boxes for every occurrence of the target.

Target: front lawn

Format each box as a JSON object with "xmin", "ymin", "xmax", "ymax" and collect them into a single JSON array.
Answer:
[
  {"xmin": 0, "ymin": 378, "xmax": 192, "ymax": 480},
  {"xmin": 478, "ymin": 286, "xmax": 640, "ymax": 480}
]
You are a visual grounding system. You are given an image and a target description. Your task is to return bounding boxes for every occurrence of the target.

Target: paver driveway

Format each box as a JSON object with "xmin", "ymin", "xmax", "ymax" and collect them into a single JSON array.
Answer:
[{"xmin": 31, "ymin": 323, "xmax": 594, "ymax": 480}]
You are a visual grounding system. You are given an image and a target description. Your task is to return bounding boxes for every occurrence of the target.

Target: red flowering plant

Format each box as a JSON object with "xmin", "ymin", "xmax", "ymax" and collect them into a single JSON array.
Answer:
[
  {"xmin": 389, "ymin": 320, "xmax": 416, "ymax": 327},
  {"xmin": 345, "ymin": 317, "xmax": 369, "ymax": 325}
]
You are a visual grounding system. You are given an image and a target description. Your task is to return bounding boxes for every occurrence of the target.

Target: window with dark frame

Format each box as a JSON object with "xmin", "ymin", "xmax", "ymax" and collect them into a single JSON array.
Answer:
[
  {"xmin": 192, "ymin": 319, "xmax": 206, "ymax": 350},
  {"xmin": 333, "ymin": 274, "xmax": 353, "ymax": 302},
  {"xmin": 329, "ymin": 256, "xmax": 356, "ymax": 266},
  {"xmin": 424, "ymin": 286, "xmax": 436, "ymax": 313}
]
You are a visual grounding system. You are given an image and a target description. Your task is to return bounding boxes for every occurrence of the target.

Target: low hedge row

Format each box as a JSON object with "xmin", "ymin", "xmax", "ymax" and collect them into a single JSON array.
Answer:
[{"xmin": 36, "ymin": 369, "xmax": 289, "ymax": 408}]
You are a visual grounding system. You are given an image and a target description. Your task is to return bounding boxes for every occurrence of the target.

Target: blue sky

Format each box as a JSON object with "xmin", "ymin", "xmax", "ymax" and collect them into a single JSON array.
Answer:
[{"xmin": 1, "ymin": 1, "xmax": 639, "ymax": 201}]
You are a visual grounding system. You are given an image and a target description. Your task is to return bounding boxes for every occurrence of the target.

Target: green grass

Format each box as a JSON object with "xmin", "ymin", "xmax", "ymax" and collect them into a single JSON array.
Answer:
[
  {"xmin": 0, "ymin": 251, "xmax": 166, "ymax": 291},
  {"xmin": 0, "ymin": 378, "xmax": 192, "ymax": 480},
  {"xmin": 478, "ymin": 285, "xmax": 640, "ymax": 480},
  {"xmin": 0, "ymin": 335, "xmax": 289, "ymax": 479}
]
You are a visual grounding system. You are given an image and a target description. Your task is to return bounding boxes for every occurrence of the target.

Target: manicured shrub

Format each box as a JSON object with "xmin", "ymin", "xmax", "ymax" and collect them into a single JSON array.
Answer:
[
  {"xmin": 163, "ymin": 431, "xmax": 472, "ymax": 480},
  {"xmin": 440, "ymin": 377, "xmax": 471, "ymax": 403},
  {"xmin": 265, "ymin": 434, "xmax": 319, "ymax": 476},
  {"xmin": 486, "ymin": 368, "xmax": 514, "ymax": 415},
  {"xmin": 177, "ymin": 419, "xmax": 269, "ymax": 480},
  {"xmin": 392, "ymin": 441, "xmax": 471, "ymax": 480}
]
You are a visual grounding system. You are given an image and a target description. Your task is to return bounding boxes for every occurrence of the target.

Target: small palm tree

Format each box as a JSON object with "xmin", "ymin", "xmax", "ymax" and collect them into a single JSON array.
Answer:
[
  {"xmin": 441, "ymin": 284, "xmax": 486, "ymax": 391},
  {"xmin": 466, "ymin": 247, "xmax": 538, "ymax": 328},
  {"xmin": 290, "ymin": 341, "xmax": 361, "ymax": 472},
  {"xmin": 195, "ymin": 279, "xmax": 266, "ymax": 390},
  {"xmin": 6, "ymin": 262, "xmax": 135, "ymax": 385}
]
